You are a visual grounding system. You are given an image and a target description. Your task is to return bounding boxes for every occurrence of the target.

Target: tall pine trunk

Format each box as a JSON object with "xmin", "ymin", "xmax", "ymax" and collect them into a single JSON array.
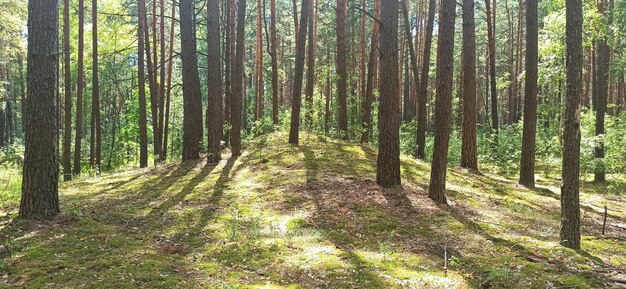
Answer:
[
  {"xmin": 207, "ymin": 0, "xmax": 224, "ymax": 163},
  {"xmin": 62, "ymin": 0, "xmax": 72, "ymax": 181},
  {"xmin": 360, "ymin": 0, "xmax": 380, "ymax": 143},
  {"xmin": 415, "ymin": 0, "xmax": 435, "ymax": 159},
  {"xmin": 73, "ymin": 0, "xmax": 85, "ymax": 175},
  {"xmin": 336, "ymin": 0, "xmax": 348, "ymax": 137},
  {"xmin": 519, "ymin": 0, "xmax": 538, "ymax": 187},
  {"xmin": 561, "ymin": 0, "xmax": 582, "ymax": 250},
  {"xmin": 485, "ymin": 0, "xmax": 498, "ymax": 132},
  {"xmin": 288, "ymin": 0, "xmax": 309, "ymax": 144},
  {"xmin": 304, "ymin": 0, "xmax": 316, "ymax": 128},
  {"xmin": 138, "ymin": 0, "xmax": 149, "ymax": 168},
  {"xmin": 594, "ymin": 0, "xmax": 609, "ymax": 183},
  {"xmin": 20, "ymin": 0, "xmax": 60, "ymax": 219},
  {"xmin": 180, "ymin": 0, "xmax": 203, "ymax": 161},
  {"xmin": 428, "ymin": 0, "xmax": 456, "ymax": 204},
  {"xmin": 91, "ymin": 0, "xmax": 102, "ymax": 172},
  {"xmin": 376, "ymin": 0, "xmax": 401, "ymax": 188},
  {"xmin": 270, "ymin": 0, "xmax": 279, "ymax": 124},
  {"xmin": 231, "ymin": 0, "xmax": 246, "ymax": 156},
  {"xmin": 461, "ymin": 0, "xmax": 477, "ymax": 170}
]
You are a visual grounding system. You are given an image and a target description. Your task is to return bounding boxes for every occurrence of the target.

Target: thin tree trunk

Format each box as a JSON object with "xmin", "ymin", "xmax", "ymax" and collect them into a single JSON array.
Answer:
[
  {"xmin": 595, "ymin": 0, "xmax": 609, "ymax": 183},
  {"xmin": 415, "ymin": 0, "xmax": 435, "ymax": 159},
  {"xmin": 519, "ymin": 0, "xmax": 538, "ymax": 187},
  {"xmin": 162, "ymin": 0, "xmax": 176, "ymax": 161},
  {"xmin": 428, "ymin": 0, "xmax": 456, "ymax": 204},
  {"xmin": 401, "ymin": 0, "xmax": 420, "ymax": 124},
  {"xmin": 62, "ymin": 0, "xmax": 72, "ymax": 181},
  {"xmin": 20, "ymin": 0, "xmax": 60, "ymax": 219},
  {"xmin": 336, "ymin": 0, "xmax": 348, "ymax": 137},
  {"xmin": 138, "ymin": 0, "xmax": 149, "ymax": 168},
  {"xmin": 231, "ymin": 0, "xmax": 246, "ymax": 156},
  {"xmin": 304, "ymin": 0, "xmax": 316, "ymax": 127},
  {"xmin": 207, "ymin": 0, "xmax": 224, "ymax": 163},
  {"xmin": 288, "ymin": 0, "xmax": 309, "ymax": 144},
  {"xmin": 270, "ymin": 0, "xmax": 279, "ymax": 124},
  {"xmin": 561, "ymin": 0, "xmax": 582, "ymax": 250},
  {"xmin": 91, "ymin": 0, "xmax": 101, "ymax": 172},
  {"xmin": 360, "ymin": 0, "xmax": 381, "ymax": 143},
  {"xmin": 73, "ymin": 0, "xmax": 85, "ymax": 175},
  {"xmin": 485, "ymin": 0, "xmax": 498, "ymax": 132},
  {"xmin": 461, "ymin": 0, "xmax": 477, "ymax": 170}
]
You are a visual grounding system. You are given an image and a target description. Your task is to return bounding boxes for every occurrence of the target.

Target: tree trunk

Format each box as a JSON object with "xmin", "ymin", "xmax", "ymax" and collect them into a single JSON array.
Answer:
[
  {"xmin": 162, "ymin": 0, "xmax": 176, "ymax": 161},
  {"xmin": 180, "ymin": 0, "xmax": 203, "ymax": 161},
  {"xmin": 62, "ymin": 0, "xmax": 72, "ymax": 181},
  {"xmin": 255, "ymin": 0, "xmax": 264, "ymax": 120},
  {"xmin": 461, "ymin": 0, "xmax": 477, "ymax": 170},
  {"xmin": 157, "ymin": 0, "xmax": 166, "ymax": 163},
  {"xmin": 20, "ymin": 0, "xmax": 60, "ymax": 219},
  {"xmin": 270, "ymin": 0, "xmax": 279, "ymax": 124},
  {"xmin": 231, "ymin": 0, "xmax": 246, "ymax": 156},
  {"xmin": 485, "ymin": 0, "xmax": 498, "ymax": 132},
  {"xmin": 91, "ymin": 0, "xmax": 101, "ymax": 172},
  {"xmin": 428, "ymin": 0, "xmax": 456, "ymax": 204},
  {"xmin": 288, "ymin": 0, "xmax": 309, "ymax": 144},
  {"xmin": 138, "ymin": 0, "xmax": 149, "ymax": 168},
  {"xmin": 415, "ymin": 0, "xmax": 435, "ymax": 159},
  {"xmin": 207, "ymin": 0, "xmax": 224, "ymax": 163},
  {"xmin": 376, "ymin": 0, "xmax": 401, "ymax": 188},
  {"xmin": 336, "ymin": 0, "xmax": 348, "ymax": 138},
  {"xmin": 73, "ymin": 0, "xmax": 85, "ymax": 175},
  {"xmin": 519, "ymin": 0, "xmax": 538, "ymax": 187},
  {"xmin": 561, "ymin": 0, "xmax": 582, "ymax": 250},
  {"xmin": 594, "ymin": 0, "xmax": 609, "ymax": 183},
  {"xmin": 304, "ymin": 0, "xmax": 316, "ymax": 128},
  {"xmin": 401, "ymin": 0, "xmax": 420, "ymax": 122},
  {"xmin": 360, "ymin": 0, "xmax": 380, "ymax": 143}
]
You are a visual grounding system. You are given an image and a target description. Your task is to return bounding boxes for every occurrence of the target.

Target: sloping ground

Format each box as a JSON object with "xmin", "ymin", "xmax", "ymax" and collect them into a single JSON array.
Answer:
[{"xmin": 1, "ymin": 132, "xmax": 626, "ymax": 288}]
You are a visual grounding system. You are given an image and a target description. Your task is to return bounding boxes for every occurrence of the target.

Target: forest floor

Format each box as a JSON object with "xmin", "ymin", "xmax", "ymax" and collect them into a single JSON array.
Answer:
[{"xmin": 1, "ymin": 132, "xmax": 626, "ymax": 288}]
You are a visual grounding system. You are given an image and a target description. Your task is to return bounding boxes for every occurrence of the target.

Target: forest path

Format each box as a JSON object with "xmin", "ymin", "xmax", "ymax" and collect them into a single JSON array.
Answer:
[{"xmin": 1, "ymin": 132, "xmax": 625, "ymax": 288}]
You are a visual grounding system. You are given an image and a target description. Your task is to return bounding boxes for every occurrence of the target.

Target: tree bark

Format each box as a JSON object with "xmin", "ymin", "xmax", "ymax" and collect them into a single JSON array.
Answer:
[
  {"xmin": 255, "ymin": 0, "xmax": 264, "ymax": 119},
  {"xmin": 270, "ymin": 0, "xmax": 279, "ymax": 124},
  {"xmin": 594, "ymin": 0, "xmax": 609, "ymax": 183},
  {"xmin": 162, "ymin": 0, "xmax": 176, "ymax": 161},
  {"xmin": 415, "ymin": 0, "xmax": 435, "ymax": 159},
  {"xmin": 20, "ymin": 0, "xmax": 60, "ymax": 219},
  {"xmin": 207, "ymin": 0, "xmax": 224, "ymax": 163},
  {"xmin": 360, "ymin": 0, "xmax": 380, "ymax": 143},
  {"xmin": 519, "ymin": 0, "xmax": 538, "ymax": 187},
  {"xmin": 376, "ymin": 0, "xmax": 401, "ymax": 188},
  {"xmin": 336, "ymin": 0, "xmax": 348, "ymax": 137},
  {"xmin": 231, "ymin": 0, "xmax": 246, "ymax": 156},
  {"xmin": 62, "ymin": 0, "xmax": 72, "ymax": 181},
  {"xmin": 485, "ymin": 0, "xmax": 498, "ymax": 132},
  {"xmin": 461, "ymin": 0, "xmax": 477, "ymax": 170},
  {"xmin": 91, "ymin": 0, "xmax": 101, "ymax": 172},
  {"xmin": 401, "ymin": 0, "xmax": 420, "ymax": 122},
  {"xmin": 304, "ymin": 0, "xmax": 316, "ymax": 128},
  {"xmin": 138, "ymin": 0, "xmax": 149, "ymax": 168},
  {"xmin": 73, "ymin": 0, "xmax": 85, "ymax": 175},
  {"xmin": 288, "ymin": 0, "xmax": 309, "ymax": 144},
  {"xmin": 428, "ymin": 0, "xmax": 456, "ymax": 204},
  {"xmin": 180, "ymin": 0, "xmax": 203, "ymax": 161},
  {"xmin": 561, "ymin": 0, "xmax": 582, "ymax": 250}
]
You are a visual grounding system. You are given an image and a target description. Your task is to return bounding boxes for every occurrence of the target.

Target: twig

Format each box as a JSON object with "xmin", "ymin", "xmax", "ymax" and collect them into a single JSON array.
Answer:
[{"xmin": 602, "ymin": 205, "xmax": 608, "ymax": 235}]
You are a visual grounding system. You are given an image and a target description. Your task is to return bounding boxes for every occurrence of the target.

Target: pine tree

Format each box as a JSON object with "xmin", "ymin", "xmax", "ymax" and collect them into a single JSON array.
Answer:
[{"xmin": 20, "ymin": 0, "xmax": 60, "ymax": 219}]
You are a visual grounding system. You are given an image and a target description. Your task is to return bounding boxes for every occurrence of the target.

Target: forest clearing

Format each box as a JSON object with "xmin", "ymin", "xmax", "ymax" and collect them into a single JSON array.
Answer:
[{"xmin": 1, "ymin": 134, "xmax": 625, "ymax": 288}]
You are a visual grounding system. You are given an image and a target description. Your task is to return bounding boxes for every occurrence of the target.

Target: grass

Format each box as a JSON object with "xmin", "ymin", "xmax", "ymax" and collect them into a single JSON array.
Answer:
[{"xmin": 1, "ymin": 132, "xmax": 625, "ymax": 288}]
